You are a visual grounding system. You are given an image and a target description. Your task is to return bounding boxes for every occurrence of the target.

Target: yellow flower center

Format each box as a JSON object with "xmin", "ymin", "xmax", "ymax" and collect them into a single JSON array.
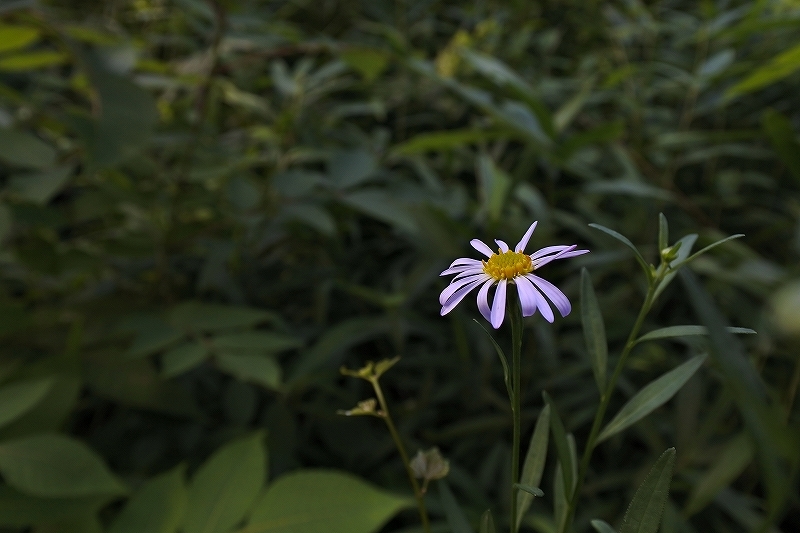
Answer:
[{"xmin": 482, "ymin": 250, "xmax": 533, "ymax": 281}]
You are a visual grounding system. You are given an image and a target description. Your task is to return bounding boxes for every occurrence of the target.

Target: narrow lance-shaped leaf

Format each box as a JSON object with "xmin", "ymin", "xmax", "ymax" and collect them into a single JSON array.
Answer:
[
  {"xmin": 684, "ymin": 433, "xmax": 754, "ymax": 516},
  {"xmin": 635, "ymin": 326, "xmax": 756, "ymax": 345},
  {"xmin": 597, "ymin": 354, "xmax": 707, "ymax": 443},
  {"xmin": 651, "ymin": 234, "xmax": 697, "ymax": 302},
  {"xmin": 542, "ymin": 392, "xmax": 573, "ymax": 497},
  {"xmin": 474, "ymin": 319, "xmax": 512, "ymax": 400},
  {"xmin": 439, "ymin": 480, "xmax": 476, "ymax": 533},
  {"xmin": 657, "ymin": 213, "xmax": 669, "ymax": 252},
  {"xmin": 516, "ymin": 404, "xmax": 550, "ymax": 531},
  {"xmin": 670, "ymin": 234, "xmax": 744, "ymax": 270},
  {"xmin": 581, "ymin": 269, "xmax": 607, "ymax": 393},
  {"xmin": 480, "ymin": 509, "xmax": 497, "ymax": 533},
  {"xmin": 619, "ymin": 448, "xmax": 676, "ymax": 533},
  {"xmin": 591, "ymin": 519, "xmax": 618, "ymax": 533},
  {"xmin": 588, "ymin": 223, "xmax": 650, "ymax": 277}
]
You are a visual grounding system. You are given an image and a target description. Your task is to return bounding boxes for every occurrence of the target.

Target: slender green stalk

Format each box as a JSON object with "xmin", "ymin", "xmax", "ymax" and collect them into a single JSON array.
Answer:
[
  {"xmin": 371, "ymin": 378, "xmax": 431, "ymax": 533},
  {"xmin": 509, "ymin": 296, "xmax": 524, "ymax": 533},
  {"xmin": 558, "ymin": 277, "xmax": 661, "ymax": 533}
]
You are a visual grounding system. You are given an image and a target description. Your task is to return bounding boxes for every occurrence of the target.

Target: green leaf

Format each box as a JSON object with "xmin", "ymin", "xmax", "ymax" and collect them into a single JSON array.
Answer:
[
  {"xmin": 161, "ymin": 342, "xmax": 209, "ymax": 378},
  {"xmin": 588, "ymin": 223, "xmax": 650, "ymax": 276},
  {"xmin": 597, "ymin": 355, "xmax": 707, "ymax": 443},
  {"xmin": 635, "ymin": 326, "xmax": 756, "ymax": 345},
  {"xmin": 183, "ymin": 433, "xmax": 266, "ymax": 533},
  {"xmin": 126, "ymin": 321, "xmax": 184, "ymax": 358},
  {"xmin": 215, "ymin": 353, "xmax": 282, "ymax": 389},
  {"xmin": 328, "ymin": 149, "xmax": 377, "ymax": 189},
  {"xmin": 477, "ymin": 153, "xmax": 512, "ymax": 224},
  {"xmin": 0, "ymin": 433, "xmax": 128, "ymax": 497},
  {"xmin": 168, "ymin": 302, "xmax": 275, "ymax": 332},
  {"xmin": 480, "ymin": 509, "xmax": 496, "ymax": 533},
  {"xmin": 0, "ymin": 485, "xmax": 111, "ymax": 527},
  {"xmin": 684, "ymin": 433, "xmax": 754, "ymax": 516},
  {"xmin": 0, "ymin": 129, "xmax": 57, "ymax": 169},
  {"xmin": 246, "ymin": 469, "xmax": 412, "ymax": 533},
  {"xmin": 619, "ymin": 448, "xmax": 676, "ymax": 533},
  {"xmin": 762, "ymin": 109, "xmax": 800, "ymax": 182},
  {"xmin": 652, "ymin": 234, "xmax": 697, "ymax": 302},
  {"xmin": 681, "ymin": 270, "xmax": 797, "ymax": 514},
  {"xmin": 288, "ymin": 316, "xmax": 388, "ymax": 382},
  {"xmin": 516, "ymin": 404, "xmax": 550, "ymax": 531},
  {"xmin": 553, "ymin": 461, "xmax": 568, "ymax": 533},
  {"xmin": 109, "ymin": 465, "xmax": 187, "ymax": 533},
  {"xmin": 581, "ymin": 269, "xmax": 607, "ymax": 393},
  {"xmin": 0, "ymin": 26, "xmax": 40, "ymax": 53},
  {"xmin": 657, "ymin": 213, "xmax": 669, "ymax": 252},
  {"xmin": 585, "ymin": 181, "xmax": 674, "ymax": 201},
  {"xmin": 84, "ymin": 55, "xmax": 158, "ymax": 166},
  {"xmin": 7, "ymin": 165, "xmax": 73, "ymax": 205},
  {"xmin": 340, "ymin": 48, "xmax": 389, "ymax": 82},
  {"xmin": 282, "ymin": 203, "xmax": 337, "ymax": 235},
  {"xmin": 473, "ymin": 319, "xmax": 512, "ymax": 400},
  {"xmin": 340, "ymin": 189, "xmax": 419, "ymax": 234},
  {"xmin": 672, "ymin": 234, "xmax": 745, "ymax": 269},
  {"xmin": 211, "ymin": 331, "xmax": 301, "ymax": 353},
  {"xmin": 514, "ymin": 484, "xmax": 544, "ymax": 497},
  {"xmin": 393, "ymin": 128, "xmax": 511, "ymax": 155},
  {"xmin": 439, "ymin": 479, "xmax": 476, "ymax": 533},
  {"xmin": 726, "ymin": 42, "xmax": 800, "ymax": 98},
  {"xmin": 0, "ymin": 51, "xmax": 68, "ymax": 71},
  {"xmin": 0, "ymin": 377, "xmax": 54, "ymax": 429},
  {"xmin": 542, "ymin": 392, "xmax": 573, "ymax": 497},
  {"xmin": 591, "ymin": 519, "xmax": 617, "ymax": 533}
]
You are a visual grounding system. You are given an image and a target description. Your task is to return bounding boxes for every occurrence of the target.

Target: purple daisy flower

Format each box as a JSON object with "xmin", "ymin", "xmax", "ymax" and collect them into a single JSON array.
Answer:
[{"xmin": 439, "ymin": 221, "xmax": 589, "ymax": 328}]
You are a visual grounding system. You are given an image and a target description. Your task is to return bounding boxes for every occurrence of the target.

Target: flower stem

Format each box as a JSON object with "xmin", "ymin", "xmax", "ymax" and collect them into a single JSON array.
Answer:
[
  {"xmin": 558, "ymin": 282, "xmax": 658, "ymax": 533},
  {"xmin": 509, "ymin": 295, "xmax": 524, "ymax": 533},
  {"xmin": 370, "ymin": 377, "xmax": 431, "ymax": 533}
]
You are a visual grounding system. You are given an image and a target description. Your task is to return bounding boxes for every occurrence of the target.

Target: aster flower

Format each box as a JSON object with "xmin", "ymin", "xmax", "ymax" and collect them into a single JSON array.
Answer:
[{"xmin": 439, "ymin": 221, "xmax": 589, "ymax": 328}]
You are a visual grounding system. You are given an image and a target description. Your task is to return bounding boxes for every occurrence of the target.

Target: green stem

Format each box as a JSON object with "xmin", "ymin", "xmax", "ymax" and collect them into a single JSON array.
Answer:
[
  {"xmin": 509, "ymin": 295, "xmax": 524, "ymax": 533},
  {"xmin": 559, "ymin": 282, "xmax": 658, "ymax": 533},
  {"xmin": 371, "ymin": 378, "xmax": 431, "ymax": 533}
]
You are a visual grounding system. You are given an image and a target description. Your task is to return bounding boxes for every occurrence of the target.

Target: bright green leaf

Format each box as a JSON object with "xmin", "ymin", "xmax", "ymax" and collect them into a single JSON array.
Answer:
[
  {"xmin": 0, "ymin": 26, "xmax": 40, "ymax": 53},
  {"xmin": 0, "ymin": 433, "xmax": 128, "ymax": 497},
  {"xmin": 598, "ymin": 355, "xmax": 706, "ymax": 443},
  {"xmin": 726, "ymin": 42, "xmax": 800, "ymax": 98},
  {"xmin": 246, "ymin": 469, "xmax": 412, "ymax": 533},
  {"xmin": 340, "ymin": 48, "xmax": 389, "ymax": 82},
  {"xmin": 0, "ymin": 51, "xmax": 68, "ymax": 71},
  {"xmin": 581, "ymin": 268, "xmax": 607, "ymax": 393},
  {"xmin": 183, "ymin": 433, "xmax": 266, "ymax": 533},
  {"xmin": 109, "ymin": 465, "xmax": 187, "ymax": 533},
  {"xmin": 619, "ymin": 448, "xmax": 676, "ymax": 533}
]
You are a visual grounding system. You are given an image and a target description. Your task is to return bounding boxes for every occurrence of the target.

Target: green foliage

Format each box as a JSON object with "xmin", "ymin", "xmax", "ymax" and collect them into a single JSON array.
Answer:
[{"xmin": 0, "ymin": 0, "xmax": 797, "ymax": 532}]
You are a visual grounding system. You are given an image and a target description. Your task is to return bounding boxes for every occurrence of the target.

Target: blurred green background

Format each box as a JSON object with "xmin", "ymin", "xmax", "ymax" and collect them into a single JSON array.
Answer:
[{"xmin": 0, "ymin": 0, "xmax": 798, "ymax": 532}]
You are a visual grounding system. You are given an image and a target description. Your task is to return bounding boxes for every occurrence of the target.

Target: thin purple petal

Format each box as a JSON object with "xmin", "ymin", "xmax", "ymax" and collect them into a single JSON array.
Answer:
[
  {"xmin": 514, "ymin": 276, "xmax": 539, "ymax": 317},
  {"xmin": 529, "ymin": 282, "xmax": 555, "ymax": 322},
  {"xmin": 495, "ymin": 240, "xmax": 509, "ymax": 253},
  {"xmin": 530, "ymin": 245, "xmax": 573, "ymax": 260},
  {"xmin": 445, "ymin": 257, "xmax": 482, "ymax": 270},
  {"xmin": 440, "ymin": 264, "xmax": 477, "ymax": 276},
  {"xmin": 440, "ymin": 277, "xmax": 488, "ymax": 315},
  {"xmin": 533, "ymin": 245, "xmax": 589, "ymax": 269},
  {"xmin": 528, "ymin": 274, "xmax": 571, "ymax": 317},
  {"xmin": 477, "ymin": 278, "xmax": 494, "ymax": 322},
  {"xmin": 452, "ymin": 268, "xmax": 486, "ymax": 281},
  {"xmin": 490, "ymin": 279, "xmax": 507, "ymax": 329},
  {"xmin": 440, "ymin": 273, "xmax": 488, "ymax": 305},
  {"xmin": 515, "ymin": 221, "xmax": 538, "ymax": 252},
  {"xmin": 471, "ymin": 239, "xmax": 495, "ymax": 258}
]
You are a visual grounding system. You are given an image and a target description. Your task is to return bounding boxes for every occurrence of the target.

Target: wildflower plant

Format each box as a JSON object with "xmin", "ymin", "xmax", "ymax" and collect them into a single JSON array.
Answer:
[{"xmin": 459, "ymin": 215, "xmax": 752, "ymax": 533}]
